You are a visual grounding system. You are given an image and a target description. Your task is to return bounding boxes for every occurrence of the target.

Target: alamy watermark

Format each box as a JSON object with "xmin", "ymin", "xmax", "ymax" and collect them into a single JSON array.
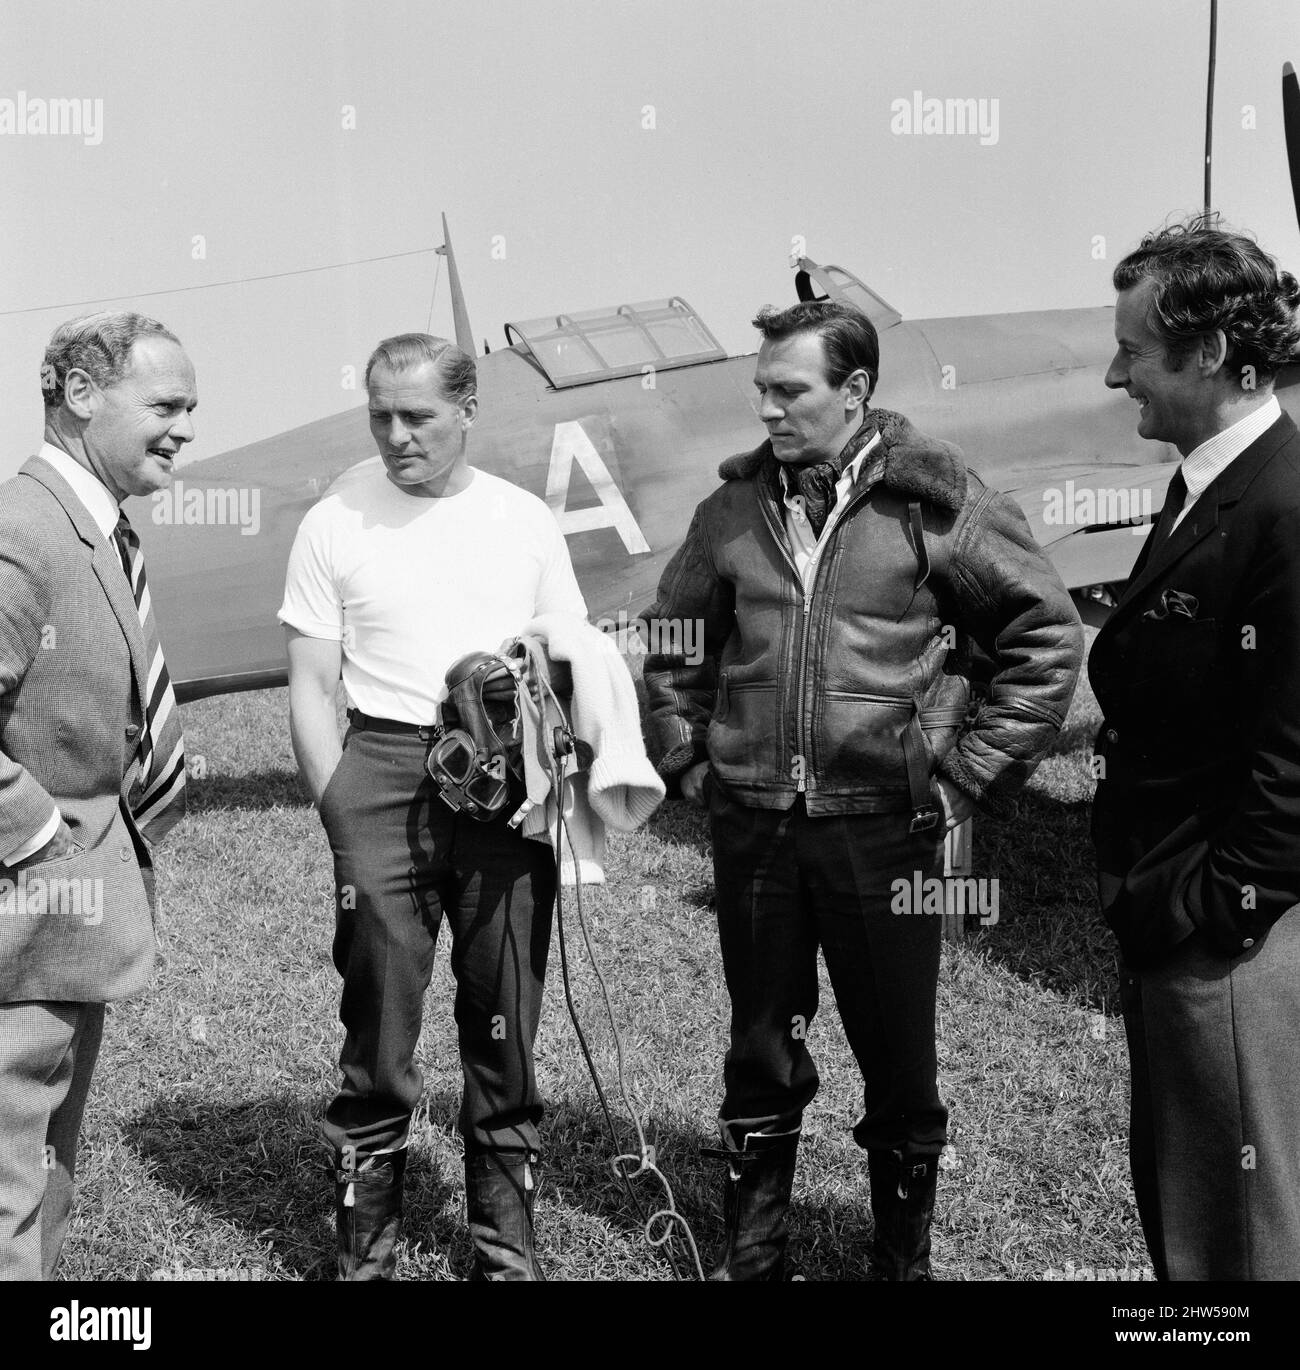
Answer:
[
  {"xmin": 152, "ymin": 482, "xmax": 261, "ymax": 536},
  {"xmin": 49, "ymin": 1302, "xmax": 150, "ymax": 1349},
  {"xmin": 1, "ymin": 92, "xmax": 103, "ymax": 146},
  {"xmin": 1042, "ymin": 481, "xmax": 1153, "ymax": 534},
  {"xmin": 890, "ymin": 91, "xmax": 999, "ymax": 146},
  {"xmin": 597, "ymin": 612, "xmax": 704, "ymax": 666},
  {"xmin": 1043, "ymin": 1261, "xmax": 1154, "ymax": 1281},
  {"xmin": 891, "ymin": 870, "xmax": 999, "ymax": 926},
  {"xmin": 152, "ymin": 1262, "xmax": 266, "ymax": 1281},
  {"xmin": 0, "ymin": 871, "xmax": 103, "ymax": 926}
]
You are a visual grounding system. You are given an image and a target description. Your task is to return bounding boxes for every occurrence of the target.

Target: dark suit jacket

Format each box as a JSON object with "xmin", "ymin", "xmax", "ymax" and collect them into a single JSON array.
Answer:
[
  {"xmin": 1090, "ymin": 411, "xmax": 1300, "ymax": 968},
  {"xmin": 0, "ymin": 456, "xmax": 156, "ymax": 1001}
]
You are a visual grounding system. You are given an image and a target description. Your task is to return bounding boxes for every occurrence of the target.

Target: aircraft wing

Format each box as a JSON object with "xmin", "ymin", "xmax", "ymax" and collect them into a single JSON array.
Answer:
[
  {"xmin": 1004, "ymin": 460, "xmax": 1176, "ymax": 581},
  {"xmin": 130, "ymin": 405, "xmax": 374, "ymax": 700}
]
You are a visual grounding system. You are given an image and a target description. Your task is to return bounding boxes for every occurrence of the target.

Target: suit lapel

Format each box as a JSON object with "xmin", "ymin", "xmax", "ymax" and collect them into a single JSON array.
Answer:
[
  {"xmin": 1105, "ymin": 413, "xmax": 1297, "ymax": 633},
  {"xmin": 1116, "ymin": 499, "xmax": 1219, "ymax": 616},
  {"xmin": 19, "ymin": 456, "xmax": 151, "ymax": 714}
]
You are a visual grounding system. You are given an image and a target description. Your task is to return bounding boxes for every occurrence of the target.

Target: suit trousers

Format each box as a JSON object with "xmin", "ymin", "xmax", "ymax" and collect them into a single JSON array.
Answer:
[
  {"xmin": 1121, "ymin": 910, "xmax": 1300, "ymax": 1279},
  {"xmin": 0, "ymin": 1000, "xmax": 105, "ymax": 1279},
  {"xmin": 711, "ymin": 786, "xmax": 949, "ymax": 1153},
  {"xmin": 319, "ymin": 727, "xmax": 556, "ymax": 1159}
]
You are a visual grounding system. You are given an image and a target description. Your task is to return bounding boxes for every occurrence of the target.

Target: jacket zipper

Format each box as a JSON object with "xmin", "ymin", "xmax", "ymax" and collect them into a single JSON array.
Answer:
[
  {"xmin": 796, "ymin": 583, "xmax": 814, "ymax": 792},
  {"xmin": 757, "ymin": 480, "xmax": 874, "ymax": 795}
]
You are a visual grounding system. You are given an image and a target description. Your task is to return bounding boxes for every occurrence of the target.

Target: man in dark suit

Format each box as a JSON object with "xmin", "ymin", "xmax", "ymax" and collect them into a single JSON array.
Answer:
[
  {"xmin": 1090, "ymin": 217, "xmax": 1300, "ymax": 1280},
  {"xmin": 0, "ymin": 311, "xmax": 193, "ymax": 1278}
]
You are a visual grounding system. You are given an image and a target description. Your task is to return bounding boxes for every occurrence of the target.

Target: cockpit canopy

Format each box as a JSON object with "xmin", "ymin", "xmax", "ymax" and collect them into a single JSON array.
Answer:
[{"xmin": 505, "ymin": 297, "xmax": 725, "ymax": 389}]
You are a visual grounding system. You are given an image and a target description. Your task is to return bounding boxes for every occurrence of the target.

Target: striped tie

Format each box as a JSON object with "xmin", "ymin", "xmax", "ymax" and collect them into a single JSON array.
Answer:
[{"xmin": 113, "ymin": 510, "xmax": 187, "ymax": 841}]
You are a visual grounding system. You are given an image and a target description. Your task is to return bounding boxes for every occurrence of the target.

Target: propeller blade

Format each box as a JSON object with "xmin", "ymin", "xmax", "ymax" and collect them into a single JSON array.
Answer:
[{"xmin": 1284, "ymin": 62, "xmax": 1300, "ymax": 235}]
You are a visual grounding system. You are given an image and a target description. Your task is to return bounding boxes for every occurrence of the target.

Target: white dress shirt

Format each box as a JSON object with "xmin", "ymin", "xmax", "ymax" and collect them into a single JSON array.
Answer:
[
  {"xmin": 5, "ymin": 443, "xmax": 120, "ymax": 864},
  {"xmin": 36, "ymin": 441, "xmax": 120, "ymax": 541},
  {"xmin": 1171, "ymin": 395, "xmax": 1281, "ymax": 532},
  {"xmin": 779, "ymin": 431, "xmax": 881, "ymax": 593}
]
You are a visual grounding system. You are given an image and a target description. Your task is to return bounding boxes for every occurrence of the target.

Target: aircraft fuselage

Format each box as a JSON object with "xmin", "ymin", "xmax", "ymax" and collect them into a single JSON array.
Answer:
[{"xmin": 131, "ymin": 305, "xmax": 1300, "ymax": 700}]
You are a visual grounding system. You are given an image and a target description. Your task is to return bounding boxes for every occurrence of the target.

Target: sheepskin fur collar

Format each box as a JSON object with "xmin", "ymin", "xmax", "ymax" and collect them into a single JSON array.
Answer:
[{"xmin": 717, "ymin": 408, "xmax": 967, "ymax": 514}]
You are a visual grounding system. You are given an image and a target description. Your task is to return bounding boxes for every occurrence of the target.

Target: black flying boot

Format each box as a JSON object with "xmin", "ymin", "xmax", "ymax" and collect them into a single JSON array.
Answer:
[
  {"xmin": 704, "ymin": 1126, "xmax": 800, "ymax": 1281},
  {"xmin": 464, "ymin": 1148, "xmax": 544, "ymax": 1281},
  {"xmin": 868, "ymin": 1148, "xmax": 939, "ymax": 1281},
  {"xmin": 334, "ymin": 1148, "xmax": 406, "ymax": 1281}
]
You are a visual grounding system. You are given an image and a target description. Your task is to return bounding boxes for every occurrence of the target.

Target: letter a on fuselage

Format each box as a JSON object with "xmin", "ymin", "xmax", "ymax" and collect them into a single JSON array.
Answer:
[{"xmin": 545, "ymin": 420, "xmax": 651, "ymax": 554}]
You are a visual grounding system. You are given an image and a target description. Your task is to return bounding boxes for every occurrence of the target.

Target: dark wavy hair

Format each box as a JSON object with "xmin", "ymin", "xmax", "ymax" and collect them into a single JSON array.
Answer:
[
  {"xmin": 364, "ymin": 333, "xmax": 477, "ymax": 404},
  {"xmin": 1113, "ymin": 214, "xmax": 1300, "ymax": 381},
  {"xmin": 751, "ymin": 299, "xmax": 879, "ymax": 397}
]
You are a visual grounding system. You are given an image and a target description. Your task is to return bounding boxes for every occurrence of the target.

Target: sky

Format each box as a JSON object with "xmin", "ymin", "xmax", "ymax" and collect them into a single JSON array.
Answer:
[{"xmin": 2, "ymin": 0, "xmax": 1298, "ymax": 479}]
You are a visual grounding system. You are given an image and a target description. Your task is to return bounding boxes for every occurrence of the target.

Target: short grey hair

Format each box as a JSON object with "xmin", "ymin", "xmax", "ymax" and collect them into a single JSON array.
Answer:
[
  {"xmin": 41, "ymin": 310, "xmax": 181, "ymax": 410},
  {"xmin": 364, "ymin": 332, "xmax": 477, "ymax": 405}
]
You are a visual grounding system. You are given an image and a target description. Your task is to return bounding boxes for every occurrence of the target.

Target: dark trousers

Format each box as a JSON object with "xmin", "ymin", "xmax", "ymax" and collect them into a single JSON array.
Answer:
[
  {"xmin": 711, "ymin": 787, "xmax": 948, "ymax": 1153},
  {"xmin": 319, "ymin": 726, "xmax": 556, "ymax": 1158},
  {"xmin": 1120, "ymin": 911, "xmax": 1300, "ymax": 1280}
]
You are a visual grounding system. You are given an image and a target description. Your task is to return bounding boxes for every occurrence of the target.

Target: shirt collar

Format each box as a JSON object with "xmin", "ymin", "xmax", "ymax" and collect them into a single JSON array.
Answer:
[
  {"xmin": 37, "ymin": 442, "xmax": 121, "ymax": 541},
  {"xmin": 1179, "ymin": 394, "xmax": 1281, "ymax": 506}
]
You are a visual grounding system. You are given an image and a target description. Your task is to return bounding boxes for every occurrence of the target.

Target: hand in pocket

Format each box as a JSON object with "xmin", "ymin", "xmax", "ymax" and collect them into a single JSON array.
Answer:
[{"xmin": 7, "ymin": 818, "xmax": 77, "ymax": 869}]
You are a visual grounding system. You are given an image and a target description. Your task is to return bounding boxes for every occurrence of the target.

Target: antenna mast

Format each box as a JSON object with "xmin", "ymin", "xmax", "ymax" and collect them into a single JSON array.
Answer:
[{"xmin": 1204, "ymin": 0, "xmax": 1218, "ymax": 216}]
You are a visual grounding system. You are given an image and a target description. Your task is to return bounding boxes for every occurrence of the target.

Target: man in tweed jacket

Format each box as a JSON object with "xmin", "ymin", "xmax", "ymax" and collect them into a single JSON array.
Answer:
[{"xmin": 0, "ymin": 311, "xmax": 195, "ymax": 1278}]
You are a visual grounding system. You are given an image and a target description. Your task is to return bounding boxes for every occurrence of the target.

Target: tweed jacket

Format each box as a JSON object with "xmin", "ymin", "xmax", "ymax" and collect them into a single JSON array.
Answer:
[{"xmin": 0, "ymin": 455, "xmax": 157, "ymax": 1001}]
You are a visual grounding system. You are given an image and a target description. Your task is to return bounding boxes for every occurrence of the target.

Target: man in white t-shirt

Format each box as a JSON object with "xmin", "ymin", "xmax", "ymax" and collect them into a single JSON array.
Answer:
[{"xmin": 279, "ymin": 333, "xmax": 587, "ymax": 1281}]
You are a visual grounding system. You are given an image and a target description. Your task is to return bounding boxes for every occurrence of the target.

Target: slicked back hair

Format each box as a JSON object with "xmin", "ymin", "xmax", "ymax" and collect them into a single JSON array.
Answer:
[
  {"xmin": 752, "ymin": 300, "xmax": 879, "ymax": 398},
  {"xmin": 364, "ymin": 333, "xmax": 477, "ymax": 405},
  {"xmin": 1113, "ymin": 214, "xmax": 1300, "ymax": 381},
  {"xmin": 42, "ymin": 310, "xmax": 181, "ymax": 410}
]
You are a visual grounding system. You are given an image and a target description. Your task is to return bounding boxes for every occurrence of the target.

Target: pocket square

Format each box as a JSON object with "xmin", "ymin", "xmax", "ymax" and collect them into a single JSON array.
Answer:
[{"xmin": 1143, "ymin": 588, "xmax": 1200, "ymax": 621}]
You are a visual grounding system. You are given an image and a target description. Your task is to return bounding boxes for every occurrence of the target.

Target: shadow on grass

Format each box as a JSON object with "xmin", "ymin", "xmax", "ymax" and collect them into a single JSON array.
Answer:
[
  {"xmin": 188, "ymin": 768, "xmax": 311, "ymax": 812},
  {"xmin": 124, "ymin": 1087, "xmax": 901, "ymax": 1281},
  {"xmin": 971, "ymin": 788, "xmax": 1120, "ymax": 1015},
  {"xmin": 124, "ymin": 1087, "xmax": 721, "ymax": 1281},
  {"xmin": 124, "ymin": 1091, "xmax": 454, "ymax": 1281},
  {"xmin": 643, "ymin": 795, "xmax": 711, "ymax": 847},
  {"xmin": 418, "ymin": 1089, "xmax": 721, "ymax": 1281},
  {"xmin": 433, "ymin": 1094, "xmax": 884, "ymax": 1282},
  {"xmin": 529, "ymin": 1091, "xmax": 885, "ymax": 1281}
]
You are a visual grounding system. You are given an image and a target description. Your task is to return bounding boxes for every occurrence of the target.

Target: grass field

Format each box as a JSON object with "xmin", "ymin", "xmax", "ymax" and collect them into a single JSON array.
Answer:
[{"xmin": 60, "ymin": 629, "xmax": 1152, "ymax": 1282}]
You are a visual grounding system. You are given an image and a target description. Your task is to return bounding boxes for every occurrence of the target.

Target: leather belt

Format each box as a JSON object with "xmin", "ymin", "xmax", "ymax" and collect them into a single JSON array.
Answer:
[{"xmin": 346, "ymin": 708, "xmax": 440, "ymax": 740}]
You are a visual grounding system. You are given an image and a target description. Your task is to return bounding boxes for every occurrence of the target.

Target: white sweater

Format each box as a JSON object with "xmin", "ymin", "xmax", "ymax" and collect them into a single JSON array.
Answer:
[{"xmin": 509, "ymin": 613, "xmax": 664, "ymax": 883}]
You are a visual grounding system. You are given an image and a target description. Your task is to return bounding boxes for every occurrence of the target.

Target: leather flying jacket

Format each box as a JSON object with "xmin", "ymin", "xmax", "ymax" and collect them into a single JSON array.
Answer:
[{"xmin": 640, "ymin": 409, "xmax": 1084, "ymax": 819}]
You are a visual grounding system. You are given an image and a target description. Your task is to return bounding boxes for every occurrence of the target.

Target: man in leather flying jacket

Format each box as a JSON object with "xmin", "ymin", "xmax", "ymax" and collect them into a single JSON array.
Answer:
[{"xmin": 641, "ymin": 299, "xmax": 1083, "ymax": 1280}]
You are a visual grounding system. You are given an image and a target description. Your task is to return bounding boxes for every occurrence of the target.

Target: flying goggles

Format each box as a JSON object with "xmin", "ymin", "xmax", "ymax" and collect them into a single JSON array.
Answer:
[{"xmin": 426, "ymin": 651, "xmax": 524, "ymax": 819}]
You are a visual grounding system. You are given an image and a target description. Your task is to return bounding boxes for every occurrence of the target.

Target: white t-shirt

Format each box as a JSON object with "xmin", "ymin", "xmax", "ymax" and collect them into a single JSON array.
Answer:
[{"xmin": 278, "ymin": 459, "xmax": 587, "ymax": 723}]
